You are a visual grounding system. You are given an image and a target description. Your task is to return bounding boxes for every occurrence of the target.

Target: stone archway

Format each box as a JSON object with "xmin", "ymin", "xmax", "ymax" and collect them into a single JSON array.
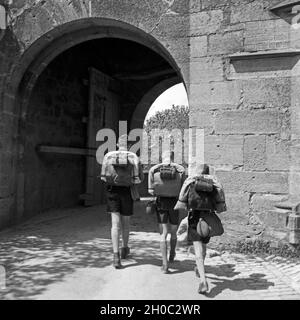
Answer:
[
  {"xmin": 1, "ymin": 16, "xmax": 187, "ymax": 225},
  {"xmin": 130, "ymin": 76, "xmax": 182, "ymax": 130}
]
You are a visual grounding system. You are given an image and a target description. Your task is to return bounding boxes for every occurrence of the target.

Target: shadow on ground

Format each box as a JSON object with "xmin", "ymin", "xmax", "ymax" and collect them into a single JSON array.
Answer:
[{"xmin": 0, "ymin": 201, "xmax": 275, "ymax": 299}]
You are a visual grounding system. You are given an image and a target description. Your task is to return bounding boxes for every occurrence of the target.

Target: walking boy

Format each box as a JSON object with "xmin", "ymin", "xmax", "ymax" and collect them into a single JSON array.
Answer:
[
  {"xmin": 101, "ymin": 135, "xmax": 144, "ymax": 269},
  {"xmin": 148, "ymin": 151, "xmax": 185, "ymax": 273},
  {"xmin": 175, "ymin": 164, "xmax": 226, "ymax": 294}
]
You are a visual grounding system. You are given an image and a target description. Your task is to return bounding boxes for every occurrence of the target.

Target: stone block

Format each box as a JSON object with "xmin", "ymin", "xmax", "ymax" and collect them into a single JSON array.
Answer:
[
  {"xmin": 190, "ymin": 36, "xmax": 208, "ymax": 58},
  {"xmin": 190, "ymin": 10, "xmax": 224, "ymax": 36},
  {"xmin": 290, "ymin": 143, "xmax": 300, "ymax": 168},
  {"xmin": 266, "ymin": 136, "xmax": 290, "ymax": 171},
  {"xmin": 189, "ymin": 110, "xmax": 215, "ymax": 134},
  {"xmin": 244, "ymin": 19, "xmax": 290, "ymax": 51},
  {"xmin": 241, "ymin": 78, "xmax": 291, "ymax": 109},
  {"xmin": 205, "ymin": 135, "xmax": 244, "ymax": 165},
  {"xmin": 190, "ymin": 57, "xmax": 224, "ymax": 83},
  {"xmin": 189, "ymin": 81, "xmax": 241, "ymax": 108},
  {"xmin": 188, "ymin": 0, "xmax": 201, "ymax": 13},
  {"xmin": 250, "ymin": 194, "xmax": 289, "ymax": 213},
  {"xmin": 258, "ymin": 208, "xmax": 289, "ymax": 230},
  {"xmin": 215, "ymin": 110, "xmax": 281, "ymax": 134},
  {"xmin": 289, "ymin": 171, "xmax": 300, "ymax": 198},
  {"xmin": 201, "ymin": 0, "xmax": 230, "ymax": 10},
  {"xmin": 152, "ymin": 12, "xmax": 190, "ymax": 38},
  {"xmin": 231, "ymin": 0, "xmax": 274, "ymax": 23},
  {"xmin": 208, "ymin": 30, "xmax": 244, "ymax": 55},
  {"xmin": 244, "ymin": 135, "xmax": 266, "ymax": 171},
  {"xmin": 165, "ymin": 38, "xmax": 190, "ymax": 63},
  {"xmin": 216, "ymin": 171, "xmax": 289, "ymax": 194},
  {"xmin": 225, "ymin": 192, "xmax": 250, "ymax": 215}
]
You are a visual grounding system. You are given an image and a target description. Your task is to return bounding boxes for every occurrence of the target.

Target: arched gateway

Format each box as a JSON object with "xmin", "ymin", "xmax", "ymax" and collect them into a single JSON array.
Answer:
[{"xmin": 0, "ymin": 0, "xmax": 300, "ymax": 243}]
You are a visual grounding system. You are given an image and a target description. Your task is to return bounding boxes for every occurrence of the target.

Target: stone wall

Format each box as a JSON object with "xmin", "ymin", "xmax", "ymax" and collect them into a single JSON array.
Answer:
[
  {"xmin": 0, "ymin": 0, "xmax": 299, "ymax": 233},
  {"xmin": 23, "ymin": 54, "xmax": 88, "ymax": 218},
  {"xmin": 188, "ymin": 0, "xmax": 295, "ymax": 225}
]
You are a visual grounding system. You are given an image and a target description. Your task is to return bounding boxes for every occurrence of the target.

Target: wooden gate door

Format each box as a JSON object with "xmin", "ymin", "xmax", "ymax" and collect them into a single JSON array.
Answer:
[{"xmin": 82, "ymin": 67, "xmax": 120, "ymax": 206}]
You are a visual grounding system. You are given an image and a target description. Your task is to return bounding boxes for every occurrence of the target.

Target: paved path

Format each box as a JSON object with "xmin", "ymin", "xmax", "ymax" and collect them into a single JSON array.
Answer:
[{"xmin": 0, "ymin": 201, "xmax": 299, "ymax": 300}]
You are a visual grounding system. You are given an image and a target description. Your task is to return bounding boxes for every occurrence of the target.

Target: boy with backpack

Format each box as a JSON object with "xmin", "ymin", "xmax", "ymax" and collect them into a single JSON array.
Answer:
[
  {"xmin": 101, "ymin": 135, "xmax": 144, "ymax": 269},
  {"xmin": 175, "ymin": 164, "xmax": 226, "ymax": 294},
  {"xmin": 148, "ymin": 151, "xmax": 185, "ymax": 273}
]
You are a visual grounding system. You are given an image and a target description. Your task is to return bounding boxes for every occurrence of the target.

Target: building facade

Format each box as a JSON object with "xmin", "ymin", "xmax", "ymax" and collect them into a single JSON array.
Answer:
[{"xmin": 0, "ymin": 0, "xmax": 300, "ymax": 241}]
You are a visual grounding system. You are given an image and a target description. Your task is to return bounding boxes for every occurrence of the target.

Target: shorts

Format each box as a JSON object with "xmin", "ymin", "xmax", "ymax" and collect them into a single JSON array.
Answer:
[
  {"xmin": 106, "ymin": 185, "xmax": 133, "ymax": 216},
  {"xmin": 156, "ymin": 197, "xmax": 179, "ymax": 225},
  {"xmin": 187, "ymin": 210, "xmax": 211, "ymax": 244}
]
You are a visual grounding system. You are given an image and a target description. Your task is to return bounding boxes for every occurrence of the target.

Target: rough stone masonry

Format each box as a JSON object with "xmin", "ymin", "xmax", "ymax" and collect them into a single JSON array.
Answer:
[{"xmin": 0, "ymin": 0, "xmax": 300, "ymax": 242}]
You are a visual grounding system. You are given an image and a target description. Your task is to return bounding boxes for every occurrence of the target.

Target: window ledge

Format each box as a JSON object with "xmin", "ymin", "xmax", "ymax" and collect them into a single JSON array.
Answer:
[{"xmin": 228, "ymin": 49, "xmax": 300, "ymax": 61}]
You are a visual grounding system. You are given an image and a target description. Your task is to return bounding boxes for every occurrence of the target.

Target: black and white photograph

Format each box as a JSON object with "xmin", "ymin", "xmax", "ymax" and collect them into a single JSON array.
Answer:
[{"xmin": 0, "ymin": 0, "xmax": 300, "ymax": 312}]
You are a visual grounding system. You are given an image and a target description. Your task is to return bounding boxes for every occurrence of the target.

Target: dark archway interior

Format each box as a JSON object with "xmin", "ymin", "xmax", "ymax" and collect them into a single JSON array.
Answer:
[
  {"xmin": 23, "ymin": 37, "xmax": 179, "ymax": 217},
  {"xmin": 41, "ymin": 38, "xmax": 177, "ymax": 122}
]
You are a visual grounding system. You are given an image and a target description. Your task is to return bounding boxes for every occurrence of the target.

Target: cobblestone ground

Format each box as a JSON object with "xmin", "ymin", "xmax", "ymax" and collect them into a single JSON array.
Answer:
[{"xmin": 0, "ymin": 201, "xmax": 299, "ymax": 300}]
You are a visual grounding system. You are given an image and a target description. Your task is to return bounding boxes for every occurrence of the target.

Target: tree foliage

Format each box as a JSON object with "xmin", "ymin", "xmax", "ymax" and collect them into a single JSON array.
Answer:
[
  {"xmin": 144, "ymin": 105, "xmax": 189, "ymax": 133},
  {"xmin": 143, "ymin": 105, "xmax": 189, "ymax": 168}
]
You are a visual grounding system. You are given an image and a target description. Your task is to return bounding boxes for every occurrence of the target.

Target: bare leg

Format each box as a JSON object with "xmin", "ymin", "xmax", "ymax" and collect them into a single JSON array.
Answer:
[
  {"xmin": 169, "ymin": 224, "xmax": 178, "ymax": 262},
  {"xmin": 111, "ymin": 212, "xmax": 121, "ymax": 253},
  {"xmin": 111, "ymin": 212, "xmax": 122, "ymax": 268},
  {"xmin": 193, "ymin": 241, "xmax": 208, "ymax": 294},
  {"xmin": 121, "ymin": 215, "xmax": 131, "ymax": 248},
  {"xmin": 159, "ymin": 223, "xmax": 169, "ymax": 272}
]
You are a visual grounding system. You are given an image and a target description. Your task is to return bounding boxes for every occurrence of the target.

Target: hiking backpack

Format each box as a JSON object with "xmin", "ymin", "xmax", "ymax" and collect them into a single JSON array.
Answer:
[
  {"xmin": 212, "ymin": 186, "xmax": 227, "ymax": 213},
  {"xmin": 152, "ymin": 164, "xmax": 183, "ymax": 197},
  {"xmin": 188, "ymin": 175, "xmax": 215, "ymax": 211},
  {"xmin": 104, "ymin": 151, "xmax": 135, "ymax": 186}
]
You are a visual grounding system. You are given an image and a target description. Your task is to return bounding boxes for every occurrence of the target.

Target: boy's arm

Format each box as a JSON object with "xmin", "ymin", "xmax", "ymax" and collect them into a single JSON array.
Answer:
[
  {"xmin": 148, "ymin": 167, "xmax": 155, "ymax": 196},
  {"xmin": 100, "ymin": 154, "xmax": 108, "ymax": 182},
  {"xmin": 138, "ymin": 161, "xmax": 144, "ymax": 183}
]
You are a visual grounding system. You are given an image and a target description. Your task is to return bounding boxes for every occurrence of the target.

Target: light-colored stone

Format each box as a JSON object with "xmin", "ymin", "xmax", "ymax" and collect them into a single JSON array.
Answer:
[
  {"xmin": 190, "ymin": 56, "xmax": 224, "ymax": 83},
  {"xmin": 224, "ymin": 192, "xmax": 250, "ymax": 215},
  {"xmin": 266, "ymin": 136, "xmax": 290, "ymax": 171},
  {"xmin": 189, "ymin": 110, "xmax": 215, "ymax": 134},
  {"xmin": 215, "ymin": 110, "xmax": 281, "ymax": 134},
  {"xmin": 244, "ymin": 19, "xmax": 290, "ymax": 51},
  {"xmin": 289, "ymin": 171, "xmax": 300, "ymax": 198},
  {"xmin": 190, "ymin": 36, "xmax": 208, "ymax": 58},
  {"xmin": 251, "ymin": 194, "xmax": 289, "ymax": 213},
  {"xmin": 216, "ymin": 171, "xmax": 289, "ymax": 194},
  {"xmin": 241, "ymin": 77, "xmax": 291, "ymax": 109},
  {"xmin": 231, "ymin": 0, "xmax": 274, "ymax": 23},
  {"xmin": 205, "ymin": 135, "xmax": 244, "ymax": 165},
  {"xmin": 244, "ymin": 135, "xmax": 266, "ymax": 171},
  {"xmin": 190, "ymin": 10, "xmax": 224, "ymax": 35},
  {"xmin": 189, "ymin": 81, "xmax": 242, "ymax": 108},
  {"xmin": 208, "ymin": 30, "xmax": 244, "ymax": 55}
]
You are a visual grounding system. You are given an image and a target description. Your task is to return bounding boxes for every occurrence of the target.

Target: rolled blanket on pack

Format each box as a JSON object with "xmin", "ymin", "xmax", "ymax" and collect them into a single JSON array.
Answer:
[
  {"xmin": 101, "ymin": 150, "xmax": 142, "ymax": 185},
  {"xmin": 174, "ymin": 174, "xmax": 227, "ymax": 213}
]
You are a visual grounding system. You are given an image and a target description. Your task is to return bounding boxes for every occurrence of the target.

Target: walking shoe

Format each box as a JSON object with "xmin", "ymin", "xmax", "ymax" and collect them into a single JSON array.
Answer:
[
  {"xmin": 169, "ymin": 251, "xmax": 176, "ymax": 263},
  {"xmin": 120, "ymin": 247, "xmax": 130, "ymax": 259},
  {"xmin": 161, "ymin": 265, "xmax": 169, "ymax": 274},
  {"xmin": 194, "ymin": 266, "xmax": 200, "ymax": 278},
  {"xmin": 113, "ymin": 253, "xmax": 122, "ymax": 269},
  {"xmin": 198, "ymin": 281, "xmax": 209, "ymax": 294}
]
